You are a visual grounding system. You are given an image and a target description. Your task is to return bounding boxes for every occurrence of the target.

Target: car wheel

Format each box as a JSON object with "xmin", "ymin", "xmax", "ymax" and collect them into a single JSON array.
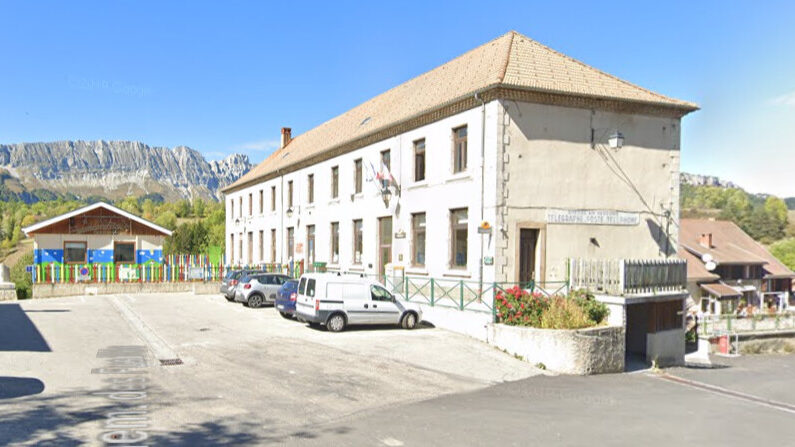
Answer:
[
  {"xmin": 402, "ymin": 312, "xmax": 418, "ymax": 330},
  {"xmin": 279, "ymin": 311, "xmax": 292, "ymax": 319},
  {"xmin": 327, "ymin": 314, "xmax": 346, "ymax": 332},
  {"xmin": 248, "ymin": 294, "xmax": 263, "ymax": 309}
]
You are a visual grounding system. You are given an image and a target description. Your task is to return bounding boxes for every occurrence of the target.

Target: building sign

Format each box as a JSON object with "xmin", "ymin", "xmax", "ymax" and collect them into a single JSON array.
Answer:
[
  {"xmin": 188, "ymin": 267, "xmax": 205, "ymax": 280},
  {"xmin": 546, "ymin": 209, "xmax": 640, "ymax": 226},
  {"xmin": 118, "ymin": 266, "xmax": 139, "ymax": 281}
]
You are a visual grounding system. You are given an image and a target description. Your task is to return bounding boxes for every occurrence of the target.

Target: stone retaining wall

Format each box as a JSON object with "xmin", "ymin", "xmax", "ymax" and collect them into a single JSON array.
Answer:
[
  {"xmin": 32, "ymin": 282, "xmax": 220, "ymax": 298},
  {"xmin": 486, "ymin": 323, "xmax": 625, "ymax": 375}
]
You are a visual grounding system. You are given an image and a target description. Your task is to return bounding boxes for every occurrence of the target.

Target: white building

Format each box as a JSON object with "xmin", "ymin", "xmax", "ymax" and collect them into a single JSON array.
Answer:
[{"xmin": 221, "ymin": 31, "xmax": 697, "ymax": 288}]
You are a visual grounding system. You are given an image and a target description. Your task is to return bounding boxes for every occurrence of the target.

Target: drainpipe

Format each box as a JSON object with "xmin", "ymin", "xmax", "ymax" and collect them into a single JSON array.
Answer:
[
  {"xmin": 279, "ymin": 170, "xmax": 283, "ymax": 265},
  {"xmin": 475, "ymin": 92, "xmax": 486, "ymax": 297}
]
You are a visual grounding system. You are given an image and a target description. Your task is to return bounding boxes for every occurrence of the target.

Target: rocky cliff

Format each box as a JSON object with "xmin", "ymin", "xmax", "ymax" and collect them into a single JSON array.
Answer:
[
  {"xmin": 0, "ymin": 140, "xmax": 251, "ymax": 201},
  {"xmin": 680, "ymin": 172, "xmax": 738, "ymax": 189}
]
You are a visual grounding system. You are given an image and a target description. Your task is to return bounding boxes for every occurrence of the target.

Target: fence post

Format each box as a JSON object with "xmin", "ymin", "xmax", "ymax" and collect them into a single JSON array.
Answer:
[
  {"xmin": 430, "ymin": 278, "xmax": 435, "ymax": 307},
  {"xmin": 492, "ymin": 282, "xmax": 498, "ymax": 323},
  {"xmin": 459, "ymin": 280, "xmax": 464, "ymax": 310}
]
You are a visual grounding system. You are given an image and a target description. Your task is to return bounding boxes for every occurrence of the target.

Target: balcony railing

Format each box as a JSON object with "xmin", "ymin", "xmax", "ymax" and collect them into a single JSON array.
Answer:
[{"xmin": 569, "ymin": 258, "xmax": 687, "ymax": 296}]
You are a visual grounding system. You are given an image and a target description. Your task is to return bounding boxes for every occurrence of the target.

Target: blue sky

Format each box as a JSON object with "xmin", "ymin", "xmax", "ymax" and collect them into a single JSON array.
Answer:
[{"xmin": 2, "ymin": 1, "xmax": 795, "ymax": 196}]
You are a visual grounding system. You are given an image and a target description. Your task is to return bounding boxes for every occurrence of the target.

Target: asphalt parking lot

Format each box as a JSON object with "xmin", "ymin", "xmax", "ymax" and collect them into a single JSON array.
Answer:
[
  {"xmin": 0, "ymin": 292, "xmax": 540, "ymax": 445},
  {"xmin": 2, "ymin": 293, "xmax": 795, "ymax": 446}
]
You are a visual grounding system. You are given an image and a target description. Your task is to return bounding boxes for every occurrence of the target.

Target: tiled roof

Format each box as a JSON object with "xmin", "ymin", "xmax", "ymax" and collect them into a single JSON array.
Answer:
[
  {"xmin": 701, "ymin": 283, "xmax": 742, "ymax": 298},
  {"xmin": 680, "ymin": 218, "xmax": 795, "ymax": 279},
  {"xmin": 225, "ymin": 31, "xmax": 697, "ymax": 193},
  {"xmin": 678, "ymin": 247, "xmax": 720, "ymax": 282}
]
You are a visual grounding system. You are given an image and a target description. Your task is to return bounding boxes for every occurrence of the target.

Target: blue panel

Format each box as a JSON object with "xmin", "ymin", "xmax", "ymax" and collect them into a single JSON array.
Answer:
[
  {"xmin": 35, "ymin": 249, "xmax": 63, "ymax": 264},
  {"xmin": 88, "ymin": 249, "xmax": 114, "ymax": 263},
  {"xmin": 137, "ymin": 249, "xmax": 163, "ymax": 264}
]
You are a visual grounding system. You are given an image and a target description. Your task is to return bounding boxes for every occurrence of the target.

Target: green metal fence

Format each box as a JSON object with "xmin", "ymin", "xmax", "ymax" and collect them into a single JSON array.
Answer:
[{"xmin": 326, "ymin": 270, "xmax": 569, "ymax": 320}]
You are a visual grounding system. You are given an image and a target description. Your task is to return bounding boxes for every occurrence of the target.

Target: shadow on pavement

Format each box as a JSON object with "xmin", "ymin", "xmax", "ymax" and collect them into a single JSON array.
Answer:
[
  {"xmin": 303, "ymin": 320, "xmax": 435, "ymax": 332},
  {"xmin": 148, "ymin": 421, "xmax": 353, "ymax": 446},
  {"xmin": 0, "ymin": 304, "xmax": 51, "ymax": 352},
  {"xmin": 0, "ymin": 377, "xmax": 45, "ymax": 399}
]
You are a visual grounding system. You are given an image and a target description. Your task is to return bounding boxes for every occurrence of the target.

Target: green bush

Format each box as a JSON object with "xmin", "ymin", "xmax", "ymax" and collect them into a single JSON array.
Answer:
[
  {"xmin": 10, "ymin": 251, "xmax": 33, "ymax": 299},
  {"xmin": 539, "ymin": 296, "xmax": 592, "ymax": 329},
  {"xmin": 570, "ymin": 289, "xmax": 609, "ymax": 324},
  {"xmin": 495, "ymin": 286, "xmax": 609, "ymax": 329}
]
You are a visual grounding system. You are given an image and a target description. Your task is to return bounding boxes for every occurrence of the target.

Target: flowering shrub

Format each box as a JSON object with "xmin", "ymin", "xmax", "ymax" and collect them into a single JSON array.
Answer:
[{"xmin": 495, "ymin": 287, "xmax": 608, "ymax": 329}]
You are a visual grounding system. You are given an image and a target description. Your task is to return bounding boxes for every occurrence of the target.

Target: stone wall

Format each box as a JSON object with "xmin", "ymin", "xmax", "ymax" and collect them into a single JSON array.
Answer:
[
  {"xmin": 486, "ymin": 323, "xmax": 625, "ymax": 375},
  {"xmin": 32, "ymin": 282, "xmax": 220, "ymax": 298}
]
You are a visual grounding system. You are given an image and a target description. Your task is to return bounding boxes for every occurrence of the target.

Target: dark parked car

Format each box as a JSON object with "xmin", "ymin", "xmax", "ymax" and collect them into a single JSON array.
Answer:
[
  {"xmin": 274, "ymin": 279, "xmax": 299, "ymax": 319},
  {"xmin": 220, "ymin": 269, "xmax": 245, "ymax": 301}
]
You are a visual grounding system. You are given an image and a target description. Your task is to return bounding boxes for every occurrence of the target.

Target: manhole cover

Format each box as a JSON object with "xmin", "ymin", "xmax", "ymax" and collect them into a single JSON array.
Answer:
[
  {"xmin": 159, "ymin": 358, "xmax": 183, "ymax": 366},
  {"xmin": 199, "ymin": 328, "xmax": 210, "ymax": 332}
]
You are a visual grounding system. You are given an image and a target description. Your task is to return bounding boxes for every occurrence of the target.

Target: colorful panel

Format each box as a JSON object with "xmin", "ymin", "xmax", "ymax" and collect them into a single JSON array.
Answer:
[
  {"xmin": 137, "ymin": 249, "xmax": 164, "ymax": 264},
  {"xmin": 34, "ymin": 249, "xmax": 64, "ymax": 264},
  {"xmin": 88, "ymin": 249, "xmax": 114, "ymax": 263}
]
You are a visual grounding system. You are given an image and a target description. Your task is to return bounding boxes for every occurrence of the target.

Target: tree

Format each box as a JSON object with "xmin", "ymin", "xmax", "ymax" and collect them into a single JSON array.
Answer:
[
  {"xmin": 11, "ymin": 251, "xmax": 33, "ymax": 299},
  {"xmin": 192, "ymin": 198, "xmax": 206, "ymax": 218},
  {"xmin": 164, "ymin": 221, "xmax": 209, "ymax": 255},
  {"xmin": 764, "ymin": 196, "xmax": 788, "ymax": 226},
  {"xmin": 154, "ymin": 211, "xmax": 178, "ymax": 230},
  {"xmin": 770, "ymin": 238, "xmax": 795, "ymax": 271},
  {"xmin": 117, "ymin": 196, "xmax": 141, "ymax": 215},
  {"xmin": 720, "ymin": 189, "xmax": 751, "ymax": 221},
  {"xmin": 175, "ymin": 199, "xmax": 192, "ymax": 218},
  {"xmin": 743, "ymin": 206, "xmax": 785, "ymax": 244}
]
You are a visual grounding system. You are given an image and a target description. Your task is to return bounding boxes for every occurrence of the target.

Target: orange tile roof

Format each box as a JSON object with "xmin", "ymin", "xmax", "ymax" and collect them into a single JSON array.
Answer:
[
  {"xmin": 225, "ymin": 31, "xmax": 697, "ymax": 193},
  {"xmin": 680, "ymin": 218, "xmax": 795, "ymax": 279}
]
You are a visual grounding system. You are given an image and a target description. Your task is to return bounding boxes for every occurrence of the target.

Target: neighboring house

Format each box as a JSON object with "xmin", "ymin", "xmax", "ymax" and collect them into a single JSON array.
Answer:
[
  {"xmin": 679, "ymin": 218, "xmax": 794, "ymax": 315},
  {"xmin": 221, "ymin": 31, "xmax": 697, "ymax": 287},
  {"xmin": 22, "ymin": 202, "xmax": 172, "ymax": 278}
]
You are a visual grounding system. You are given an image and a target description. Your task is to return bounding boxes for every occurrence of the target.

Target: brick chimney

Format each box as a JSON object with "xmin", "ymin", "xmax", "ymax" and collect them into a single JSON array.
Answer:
[
  {"xmin": 699, "ymin": 233, "xmax": 713, "ymax": 248},
  {"xmin": 281, "ymin": 127, "xmax": 292, "ymax": 148}
]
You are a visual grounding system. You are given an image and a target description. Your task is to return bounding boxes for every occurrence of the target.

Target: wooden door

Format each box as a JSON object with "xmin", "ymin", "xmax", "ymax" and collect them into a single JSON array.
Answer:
[
  {"xmin": 378, "ymin": 217, "xmax": 392, "ymax": 278},
  {"xmin": 519, "ymin": 229, "xmax": 538, "ymax": 285}
]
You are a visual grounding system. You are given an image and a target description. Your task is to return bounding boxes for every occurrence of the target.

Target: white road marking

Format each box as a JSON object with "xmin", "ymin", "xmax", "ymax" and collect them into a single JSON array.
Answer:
[
  {"xmin": 655, "ymin": 373, "xmax": 795, "ymax": 415},
  {"xmin": 106, "ymin": 294, "xmax": 180, "ymax": 363},
  {"xmin": 381, "ymin": 438, "xmax": 404, "ymax": 446}
]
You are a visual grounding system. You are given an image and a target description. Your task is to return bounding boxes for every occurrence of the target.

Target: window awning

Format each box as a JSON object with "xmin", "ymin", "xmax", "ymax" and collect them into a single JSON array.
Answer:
[{"xmin": 701, "ymin": 283, "xmax": 742, "ymax": 298}]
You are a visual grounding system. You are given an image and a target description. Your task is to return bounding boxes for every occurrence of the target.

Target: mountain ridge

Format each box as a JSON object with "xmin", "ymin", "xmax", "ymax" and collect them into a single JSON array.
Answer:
[{"xmin": 0, "ymin": 140, "xmax": 251, "ymax": 202}]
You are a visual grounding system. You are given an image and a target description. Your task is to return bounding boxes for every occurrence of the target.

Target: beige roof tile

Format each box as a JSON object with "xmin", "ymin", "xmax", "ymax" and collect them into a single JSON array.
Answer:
[
  {"xmin": 225, "ymin": 31, "xmax": 697, "ymax": 192},
  {"xmin": 680, "ymin": 218, "xmax": 795, "ymax": 279}
]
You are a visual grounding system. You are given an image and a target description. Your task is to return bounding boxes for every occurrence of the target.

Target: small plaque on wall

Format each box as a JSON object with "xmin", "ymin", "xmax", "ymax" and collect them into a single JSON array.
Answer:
[{"xmin": 483, "ymin": 256, "xmax": 494, "ymax": 266}]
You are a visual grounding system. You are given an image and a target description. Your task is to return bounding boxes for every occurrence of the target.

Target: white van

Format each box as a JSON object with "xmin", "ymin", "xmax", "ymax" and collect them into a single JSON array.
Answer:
[{"xmin": 294, "ymin": 273, "xmax": 422, "ymax": 332}]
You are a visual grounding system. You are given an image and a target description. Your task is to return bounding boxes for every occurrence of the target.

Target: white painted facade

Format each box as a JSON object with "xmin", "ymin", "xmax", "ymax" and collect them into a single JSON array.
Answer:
[
  {"xmin": 227, "ymin": 101, "xmax": 500, "ymax": 282},
  {"xmin": 226, "ymin": 99, "xmax": 684, "ymax": 286}
]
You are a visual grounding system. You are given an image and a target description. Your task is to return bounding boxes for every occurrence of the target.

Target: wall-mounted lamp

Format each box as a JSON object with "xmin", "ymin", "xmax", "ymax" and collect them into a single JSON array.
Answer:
[
  {"xmin": 608, "ymin": 132, "xmax": 625, "ymax": 150},
  {"xmin": 591, "ymin": 128, "xmax": 625, "ymax": 150},
  {"xmin": 286, "ymin": 207, "xmax": 294, "ymax": 218}
]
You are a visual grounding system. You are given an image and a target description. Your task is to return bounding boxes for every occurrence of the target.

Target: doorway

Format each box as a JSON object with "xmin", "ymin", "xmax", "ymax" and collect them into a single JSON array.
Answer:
[
  {"xmin": 519, "ymin": 229, "xmax": 539, "ymax": 285},
  {"xmin": 378, "ymin": 217, "xmax": 392, "ymax": 278}
]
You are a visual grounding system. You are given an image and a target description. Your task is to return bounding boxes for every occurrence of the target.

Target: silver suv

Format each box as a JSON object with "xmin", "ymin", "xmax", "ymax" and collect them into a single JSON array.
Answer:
[{"xmin": 234, "ymin": 273, "xmax": 291, "ymax": 308}]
